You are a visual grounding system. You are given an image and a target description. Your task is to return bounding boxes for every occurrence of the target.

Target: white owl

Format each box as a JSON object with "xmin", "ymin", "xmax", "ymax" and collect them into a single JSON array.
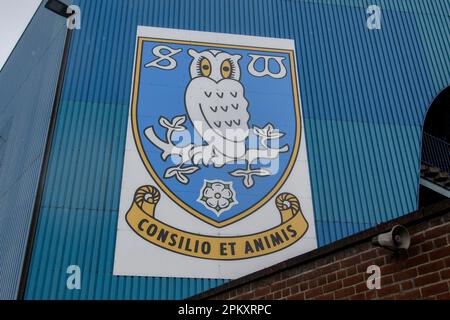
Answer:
[{"xmin": 185, "ymin": 49, "xmax": 250, "ymax": 167}]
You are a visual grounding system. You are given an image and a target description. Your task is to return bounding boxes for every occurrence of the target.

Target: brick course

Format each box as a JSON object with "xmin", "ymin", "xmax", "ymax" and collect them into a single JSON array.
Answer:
[{"xmin": 192, "ymin": 200, "xmax": 450, "ymax": 300}]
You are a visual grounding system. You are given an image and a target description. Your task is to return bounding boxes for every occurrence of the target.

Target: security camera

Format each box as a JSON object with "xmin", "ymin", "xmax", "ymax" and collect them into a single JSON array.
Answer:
[{"xmin": 372, "ymin": 225, "xmax": 410, "ymax": 251}]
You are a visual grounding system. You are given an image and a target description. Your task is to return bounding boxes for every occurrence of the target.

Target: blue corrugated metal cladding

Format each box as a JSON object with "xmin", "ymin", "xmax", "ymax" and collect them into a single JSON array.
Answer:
[
  {"xmin": 0, "ymin": 2, "xmax": 67, "ymax": 299},
  {"xmin": 24, "ymin": 0, "xmax": 450, "ymax": 299}
]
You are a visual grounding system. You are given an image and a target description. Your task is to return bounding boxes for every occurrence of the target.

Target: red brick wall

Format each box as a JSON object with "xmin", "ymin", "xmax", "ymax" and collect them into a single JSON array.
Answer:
[{"xmin": 198, "ymin": 201, "xmax": 450, "ymax": 300}]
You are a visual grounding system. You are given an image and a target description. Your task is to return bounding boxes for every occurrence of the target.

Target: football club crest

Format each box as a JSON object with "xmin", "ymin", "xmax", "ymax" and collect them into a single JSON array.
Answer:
[{"xmin": 114, "ymin": 26, "xmax": 317, "ymax": 279}]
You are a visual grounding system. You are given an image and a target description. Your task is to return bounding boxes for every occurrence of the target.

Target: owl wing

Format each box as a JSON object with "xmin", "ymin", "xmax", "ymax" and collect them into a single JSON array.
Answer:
[{"xmin": 186, "ymin": 78, "xmax": 250, "ymax": 142}]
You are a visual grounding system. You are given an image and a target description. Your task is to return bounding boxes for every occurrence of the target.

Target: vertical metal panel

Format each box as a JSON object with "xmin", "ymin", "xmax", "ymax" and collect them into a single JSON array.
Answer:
[
  {"xmin": 0, "ymin": 2, "xmax": 67, "ymax": 299},
  {"xmin": 24, "ymin": 0, "xmax": 449, "ymax": 299}
]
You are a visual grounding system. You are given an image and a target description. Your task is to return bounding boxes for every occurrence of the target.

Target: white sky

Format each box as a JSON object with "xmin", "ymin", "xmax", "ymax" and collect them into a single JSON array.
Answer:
[{"xmin": 0, "ymin": 0, "xmax": 41, "ymax": 69}]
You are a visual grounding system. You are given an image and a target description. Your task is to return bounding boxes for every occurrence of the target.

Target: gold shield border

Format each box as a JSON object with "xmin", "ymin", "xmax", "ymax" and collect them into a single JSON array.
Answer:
[{"xmin": 131, "ymin": 36, "xmax": 302, "ymax": 228}]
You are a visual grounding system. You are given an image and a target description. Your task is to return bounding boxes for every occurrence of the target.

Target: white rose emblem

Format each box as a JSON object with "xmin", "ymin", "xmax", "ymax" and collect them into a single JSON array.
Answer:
[{"xmin": 198, "ymin": 180, "xmax": 238, "ymax": 216}]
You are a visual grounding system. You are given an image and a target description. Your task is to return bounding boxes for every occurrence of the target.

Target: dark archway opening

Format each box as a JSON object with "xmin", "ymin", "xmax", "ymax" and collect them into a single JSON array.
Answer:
[
  {"xmin": 419, "ymin": 86, "xmax": 450, "ymax": 208},
  {"xmin": 423, "ymin": 87, "xmax": 450, "ymax": 142}
]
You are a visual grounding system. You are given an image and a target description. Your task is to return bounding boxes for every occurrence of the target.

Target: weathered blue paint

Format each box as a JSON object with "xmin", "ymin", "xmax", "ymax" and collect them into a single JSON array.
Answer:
[{"xmin": 23, "ymin": 0, "xmax": 449, "ymax": 299}]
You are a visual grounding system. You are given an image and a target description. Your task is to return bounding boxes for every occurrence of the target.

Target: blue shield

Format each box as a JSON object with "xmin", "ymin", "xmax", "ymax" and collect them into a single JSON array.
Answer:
[{"xmin": 132, "ymin": 37, "xmax": 301, "ymax": 227}]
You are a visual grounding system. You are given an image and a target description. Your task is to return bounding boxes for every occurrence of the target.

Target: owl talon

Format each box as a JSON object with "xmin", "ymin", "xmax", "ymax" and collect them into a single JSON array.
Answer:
[{"xmin": 211, "ymin": 157, "xmax": 226, "ymax": 168}]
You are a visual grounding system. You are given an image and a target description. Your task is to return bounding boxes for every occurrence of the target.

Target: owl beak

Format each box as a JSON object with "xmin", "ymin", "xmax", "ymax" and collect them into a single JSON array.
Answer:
[{"xmin": 209, "ymin": 76, "xmax": 222, "ymax": 83}]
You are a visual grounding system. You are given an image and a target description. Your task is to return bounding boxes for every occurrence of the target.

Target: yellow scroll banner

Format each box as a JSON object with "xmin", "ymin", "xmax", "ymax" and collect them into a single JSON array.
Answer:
[{"xmin": 126, "ymin": 186, "xmax": 309, "ymax": 260}]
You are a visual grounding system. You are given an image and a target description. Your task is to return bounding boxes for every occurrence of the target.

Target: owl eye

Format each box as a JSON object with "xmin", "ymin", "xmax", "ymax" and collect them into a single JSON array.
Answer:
[
  {"xmin": 200, "ymin": 58, "xmax": 211, "ymax": 77},
  {"xmin": 221, "ymin": 60, "xmax": 232, "ymax": 79}
]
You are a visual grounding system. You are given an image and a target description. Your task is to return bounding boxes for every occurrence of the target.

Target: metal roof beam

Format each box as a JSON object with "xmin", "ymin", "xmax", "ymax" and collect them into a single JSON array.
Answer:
[{"xmin": 45, "ymin": 0, "xmax": 71, "ymax": 18}]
